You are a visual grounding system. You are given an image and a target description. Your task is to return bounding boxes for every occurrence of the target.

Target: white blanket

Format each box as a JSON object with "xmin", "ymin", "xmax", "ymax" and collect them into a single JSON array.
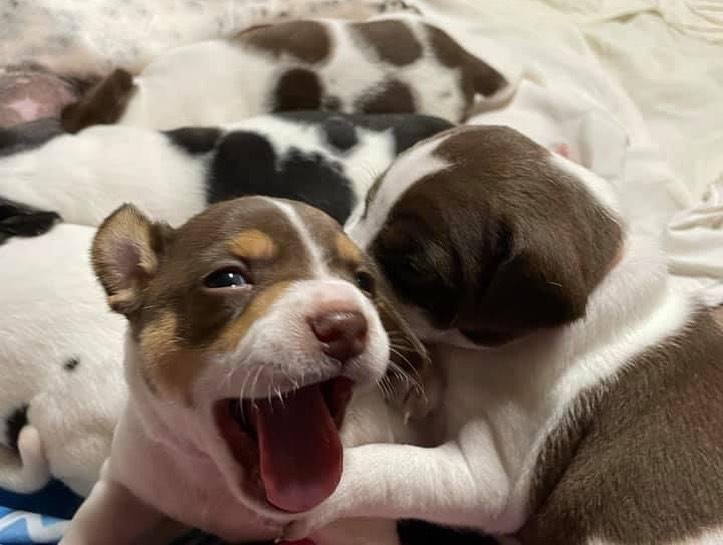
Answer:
[{"xmin": 412, "ymin": 0, "xmax": 723, "ymax": 306}]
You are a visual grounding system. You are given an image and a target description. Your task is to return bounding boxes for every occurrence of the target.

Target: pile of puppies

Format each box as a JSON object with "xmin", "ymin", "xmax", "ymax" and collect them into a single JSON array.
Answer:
[{"xmin": 2, "ymin": 13, "xmax": 722, "ymax": 545}]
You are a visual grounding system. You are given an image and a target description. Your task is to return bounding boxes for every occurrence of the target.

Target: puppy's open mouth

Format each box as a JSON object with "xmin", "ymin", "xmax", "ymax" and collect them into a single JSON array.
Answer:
[{"xmin": 214, "ymin": 377, "xmax": 354, "ymax": 514}]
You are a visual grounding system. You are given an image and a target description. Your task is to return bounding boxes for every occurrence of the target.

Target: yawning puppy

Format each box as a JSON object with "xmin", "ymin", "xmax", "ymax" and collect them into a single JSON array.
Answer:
[
  {"xmin": 60, "ymin": 16, "xmax": 509, "ymax": 132},
  {"xmin": 61, "ymin": 196, "xmax": 424, "ymax": 545},
  {"xmin": 0, "ymin": 111, "xmax": 451, "ymax": 227},
  {"xmin": 285, "ymin": 125, "xmax": 723, "ymax": 544}
]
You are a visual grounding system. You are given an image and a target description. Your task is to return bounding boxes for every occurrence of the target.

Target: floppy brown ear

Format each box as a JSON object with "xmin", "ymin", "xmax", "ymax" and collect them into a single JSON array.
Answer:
[
  {"xmin": 91, "ymin": 204, "xmax": 172, "ymax": 316},
  {"xmin": 61, "ymin": 68, "xmax": 134, "ymax": 133},
  {"xmin": 466, "ymin": 213, "xmax": 620, "ymax": 343}
]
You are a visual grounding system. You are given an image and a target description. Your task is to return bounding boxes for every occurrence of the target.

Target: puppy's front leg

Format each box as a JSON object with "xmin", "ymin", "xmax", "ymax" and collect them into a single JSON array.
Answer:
[
  {"xmin": 286, "ymin": 440, "xmax": 510, "ymax": 540},
  {"xmin": 60, "ymin": 471, "xmax": 182, "ymax": 545}
]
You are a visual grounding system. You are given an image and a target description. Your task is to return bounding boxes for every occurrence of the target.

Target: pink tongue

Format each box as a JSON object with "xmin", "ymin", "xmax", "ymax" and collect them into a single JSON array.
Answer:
[{"xmin": 252, "ymin": 384, "xmax": 343, "ymax": 513}]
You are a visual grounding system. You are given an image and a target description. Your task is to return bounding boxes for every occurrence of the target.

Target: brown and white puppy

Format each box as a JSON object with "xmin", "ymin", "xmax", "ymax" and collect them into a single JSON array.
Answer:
[
  {"xmin": 286, "ymin": 126, "xmax": 723, "ymax": 545},
  {"xmin": 60, "ymin": 16, "xmax": 510, "ymax": 132},
  {"xmin": 60, "ymin": 196, "xmax": 425, "ymax": 545}
]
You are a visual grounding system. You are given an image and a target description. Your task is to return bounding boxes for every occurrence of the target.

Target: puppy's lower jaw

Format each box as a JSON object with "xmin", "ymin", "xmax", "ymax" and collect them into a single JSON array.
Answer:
[{"xmin": 214, "ymin": 377, "xmax": 354, "ymax": 515}]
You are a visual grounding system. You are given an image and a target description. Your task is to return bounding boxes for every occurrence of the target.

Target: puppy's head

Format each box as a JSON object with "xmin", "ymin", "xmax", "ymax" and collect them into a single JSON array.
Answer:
[
  {"xmin": 349, "ymin": 126, "xmax": 623, "ymax": 348},
  {"xmin": 91, "ymin": 196, "xmax": 420, "ymax": 516}
]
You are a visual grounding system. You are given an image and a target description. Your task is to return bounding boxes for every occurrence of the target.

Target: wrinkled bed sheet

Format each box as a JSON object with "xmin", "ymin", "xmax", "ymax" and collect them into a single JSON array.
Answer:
[{"xmin": 0, "ymin": 0, "xmax": 721, "ymax": 542}]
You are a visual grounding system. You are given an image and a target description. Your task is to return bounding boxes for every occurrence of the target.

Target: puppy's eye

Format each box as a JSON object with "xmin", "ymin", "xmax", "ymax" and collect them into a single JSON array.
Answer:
[
  {"xmin": 355, "ymin": 270, "xmax": 375, "ymax": 296},
  {"xmin": 204, "ymin": 267, "xmax": 248, "ymax": 289}
]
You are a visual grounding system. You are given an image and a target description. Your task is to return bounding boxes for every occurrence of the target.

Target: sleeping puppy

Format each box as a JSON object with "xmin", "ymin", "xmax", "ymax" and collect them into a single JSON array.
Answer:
[
  {"xmin": 286, "ymin": 125, "xmax": 723, "ymax": 545},
  {"xmin": 0, "ymin": 111, "xmax": 451, "ymax": 227},
  {"xmin": 0, "ymin": 224, "xmax": 125, "ymax": 496},
  {"xmin": 60, "ymin": 196, "xmax": 425, "ymax": 545},
  {"xmin": 60, "ymin": 16, "xmax": 509, "ymax": 132}
]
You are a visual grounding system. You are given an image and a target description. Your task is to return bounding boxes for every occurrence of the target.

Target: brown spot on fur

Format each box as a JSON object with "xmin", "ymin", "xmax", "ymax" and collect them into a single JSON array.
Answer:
[
  {"xmin": 520, "ymin": 309, "xmax": 723, "ymax": 544},
  {"xmin": 336, "ymin": 232, "xmax": 363, "ymax": 265},
  {"xmin": 60, "ymin": 68, "xmax": 135, "ymax": 133},
  {"xmin": 273, "ymin": 68, "xmax": 322, "ymax": 111},
  {"xmin": 425, "ymin": 24, "xmax": 506, "ymax": 103},
  {"xmin": 713, "ymin": 306, "xmax": 723, "ymax": 329},
  {"xmin": 355, "ymin": 80, "xmax": 415, "ymax": 114},
  {"xmin": 351, "ymin": 20, "xmax": 422, "ymax": 66},
  {"xmin": 214, "ymin": 281, "xmax": 292, "ymax": 352},
  {"xmin": 139, "ymin": 311, "xmax": 201, "ymax": 405},
  {"xmin": 236, "ymin": 20, "xmax": 330, "ymax": 64},
  {"xmin": 228, "ymin": 229, "xmax": 276, "ymax": 261}
]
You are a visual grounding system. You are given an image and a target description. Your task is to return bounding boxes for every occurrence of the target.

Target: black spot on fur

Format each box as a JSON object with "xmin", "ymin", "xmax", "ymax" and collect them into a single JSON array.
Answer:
[
  {"xmin": 276, "ymin": 111, "xmax": 453, "ymax": 154},
  {"xmin": 208, "ymin": 131, "xmax": 354, "ymax": 224},
  {"xmin": 0, "ymin": 118, "xmax": 64, "ymax": 158},
  {"xmin": 5, "ymin": 404, "xmax": 29, "ymax": 451},
  {"xmin": 320, "ymin": 116, "xmax": 358, "ymax": 152},
  {"xmin": 164, "ymin": 127, "xmax": 222, "ymax": 155},
  {"xmin": 397, "ymin": 520, "xmax": 496, "ymax": 545},
  {"xmin": 63, "ymin": 357, "xmax": 80, "ymax": 371},
  {"xmin": 273, "ymin": 68, "xmax": 323, "ymax": 112},
  {"xmin": 0, "ymin": 197, "xmax": 61, "ymax": 245},
  {"xmin": 355, "ymin": 79, "xmax": 416, "ymax": 114}
]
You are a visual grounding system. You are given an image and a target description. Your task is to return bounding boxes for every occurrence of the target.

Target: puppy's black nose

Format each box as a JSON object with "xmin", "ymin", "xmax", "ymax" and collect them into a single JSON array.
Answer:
[{"xmin": 309, "ymin": 311, "xmax": 368, "ymax": 363}]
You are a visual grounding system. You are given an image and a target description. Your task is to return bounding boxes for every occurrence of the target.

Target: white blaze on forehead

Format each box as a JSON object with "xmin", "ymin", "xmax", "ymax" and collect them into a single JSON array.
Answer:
[
  {"xmin": 346, "ymin": 134, "xmax": 451, "ymax": 249},
  {"xmin": 262, "ymin": 198, "xmax": 327, "ymax": 276}
]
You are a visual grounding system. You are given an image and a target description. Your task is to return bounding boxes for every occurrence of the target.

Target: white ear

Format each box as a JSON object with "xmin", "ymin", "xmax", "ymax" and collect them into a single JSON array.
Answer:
[{"xmin": 91, "ymin": 204, "xmax": 171, "ymax": 315}]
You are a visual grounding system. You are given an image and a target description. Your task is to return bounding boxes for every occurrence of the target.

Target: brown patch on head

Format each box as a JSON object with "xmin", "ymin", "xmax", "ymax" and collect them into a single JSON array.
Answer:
[
  {"xmin": 370, "ymin": 125, "xmax": 622, "ymax": 345},
  {"xmin": 60, "ymin": 68, "xmax": 135, "ymax": 133},
  {"xmin": 138, "ymin": 311, "xmax": 202, "ymax": 405},
  {"xmin": 424, "ymin": 24, "xmax": 506, "ymax": 114},
  {"xmin": 335, "ymin": 232, "xmax": 363, "ymax": 266},
  {"xmin": 235, "ymin": 20, "xmax": 331, "ymax": 64},
  {"xmin": 228, "ymin": 229, "xmax": 276, "ymax": 261},
  {"xmin": 355, "ymin": 79, "xmax": 416, "ymax": 114},
  {"xmin": 273, "ymin": 68, "xmax": 323, "ymax": 111},
  {"xmin": 351, "ymin": 20, "xmax": 422, "ymax": 66},
  {"xmin": 520, "ymin": 310, "xmax": 723, "ymax": 544}
]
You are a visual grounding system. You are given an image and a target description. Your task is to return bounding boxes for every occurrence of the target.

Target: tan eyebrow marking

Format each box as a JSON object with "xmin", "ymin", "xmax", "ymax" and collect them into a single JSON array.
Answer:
[
  {"xmin": 336, "ymin": 232, "xmax": 364, "ymax": 265},
  {"xmin": 228, "ymin": 229, "xmax": 277, "ymax": 261}
]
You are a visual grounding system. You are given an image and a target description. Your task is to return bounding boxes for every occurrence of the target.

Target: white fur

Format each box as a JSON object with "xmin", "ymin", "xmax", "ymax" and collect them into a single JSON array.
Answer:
[
  {"xmin": 346, "ymin": 133, "xmax": 451, "ymax": 247},
  {"xmin": 287, "ymin": 136, "xmax": 704, "ymax": 543},
  {"xmin": 0, "ymin": 225, "xmax": 126, "ymax": 496},
  {"xmin": 0, "ymin": 115, "xmax": 398, "ymax": 229},
  {"xmin": 587, "ymin": 529, "xmax": 723, "ymax": 545},
  {"xmin": 116, "ymin": 17, "xmax": 503, "ymax": 129}
]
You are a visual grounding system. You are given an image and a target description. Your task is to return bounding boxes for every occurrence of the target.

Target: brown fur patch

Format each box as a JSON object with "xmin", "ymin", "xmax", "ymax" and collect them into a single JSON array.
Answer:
[
  {"xmin": 335, "ymin": 232, "xmax": 363, "ymax": 265},
  {"xmin": 273, "ymin": 68, "xmax": 323, "ymax": 111},
  {"xmin": 355, "ymin": 79, "xmax": 415, "ymax": 114},
  {"xmin": 519, "ymin": 310, "xmax": 723, "ymax": 544},
  {"xmin": 425, "ymin": 24, "xmax": 506, "ymax": 103},
  {"xmin": 236, "ymin": 20, "xmax": 331, "ymax": 64},
  {"xmin": 228, "ymin": 229, "xmax": 276, "ymax": 261},
  {"xmin": 60, "ymin": 68, "xmax": 135, "ymax": 133},
  {"xmin": 139, "ymin": 311, "xmax": 202, "ymax": 405},
  {"xmin": 351, "ymin": 20, "xmax": 422, "ymax": 66},
  {"xmin": 214, "ymin": 281, "xmax": 292, "ymax": 353},
  {"xmin": 370, "ymin": 126, "xmax": 622, "ymax": 342}
]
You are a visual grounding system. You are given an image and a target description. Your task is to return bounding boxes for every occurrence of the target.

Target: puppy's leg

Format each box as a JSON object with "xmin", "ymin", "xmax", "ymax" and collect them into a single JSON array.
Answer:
[
  {"xmin": 285, "ymin": 440, "xmax": 511, "ymax": 540},
  {"xmin": 60, "ymin": 469, "xmax": 183, "ymax": 545}
]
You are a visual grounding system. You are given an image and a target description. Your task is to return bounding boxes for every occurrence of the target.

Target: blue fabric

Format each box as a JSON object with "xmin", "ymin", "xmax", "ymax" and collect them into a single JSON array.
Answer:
[{"xmin": 0, "ymin": 481, "xmax": 82, "ymax": 544}]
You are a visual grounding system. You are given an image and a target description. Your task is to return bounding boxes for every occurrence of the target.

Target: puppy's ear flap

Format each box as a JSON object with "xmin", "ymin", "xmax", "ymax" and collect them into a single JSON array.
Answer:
[
  {"xmin": 61, "ymin": 68, "xmax": 134, "ymax": 133},
  {"xmin": 472, "ymin": 223, "xmax": 593, "ymax": 340},
  {"xmin": 0, "ymin": 198, "xmax": 60, "ymax": 244},
  {"xmin": 91, "ymin": 204, "xmax": 172, "ymax": 316}
]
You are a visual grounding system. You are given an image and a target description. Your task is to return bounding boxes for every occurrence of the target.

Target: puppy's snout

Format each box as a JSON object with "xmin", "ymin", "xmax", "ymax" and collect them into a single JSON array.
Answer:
[{"xmin": 309, "ymin": 311, "xmax": 368, "ymax": 364}]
